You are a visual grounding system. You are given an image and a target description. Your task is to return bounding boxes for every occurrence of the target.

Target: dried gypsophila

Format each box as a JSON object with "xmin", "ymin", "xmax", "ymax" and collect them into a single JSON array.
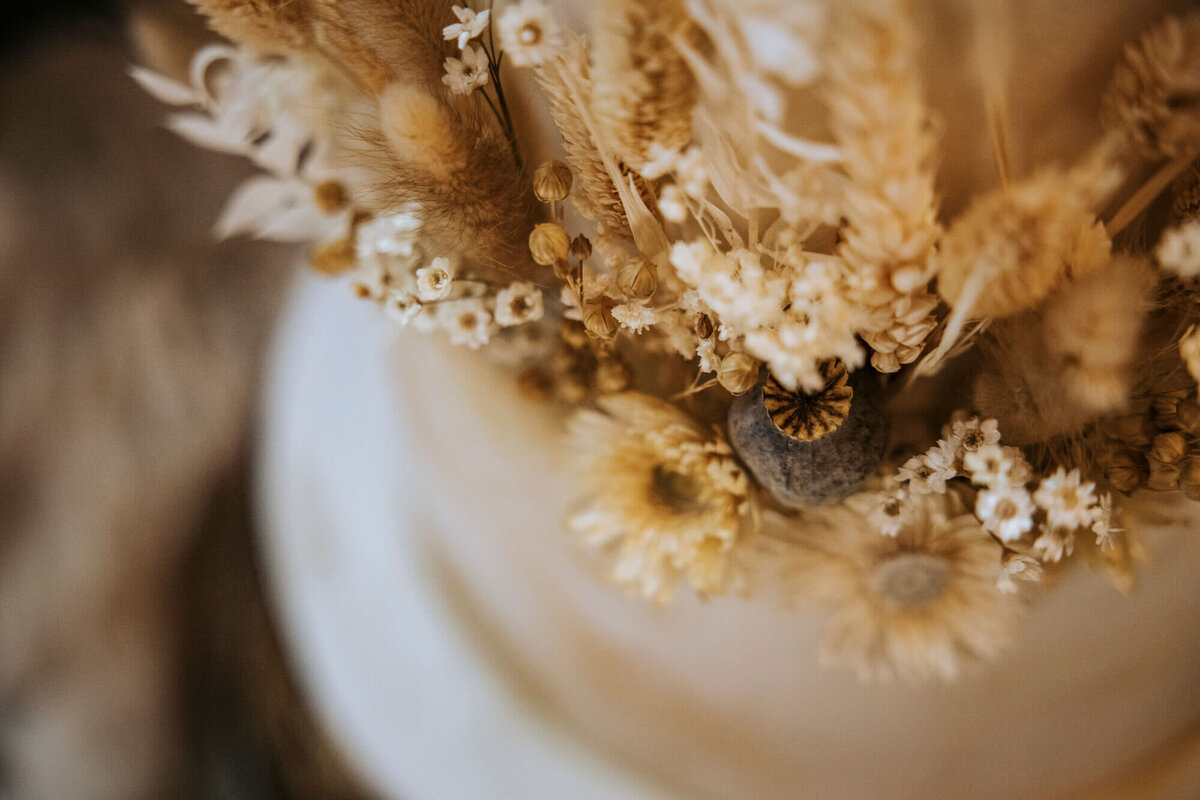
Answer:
[{"xmin": 567, "ymin": 393, "xmax": 752, "ymax": 603}]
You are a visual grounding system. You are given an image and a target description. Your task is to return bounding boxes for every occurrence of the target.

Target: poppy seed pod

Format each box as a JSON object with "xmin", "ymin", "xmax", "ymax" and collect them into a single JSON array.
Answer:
[
  {"xmin": 529, "ymin": 222, "xmax": 570, "ymax": 266},
  {"xmin": 533, "ymin": 160, "xmax": 573, "ymax": 202}
]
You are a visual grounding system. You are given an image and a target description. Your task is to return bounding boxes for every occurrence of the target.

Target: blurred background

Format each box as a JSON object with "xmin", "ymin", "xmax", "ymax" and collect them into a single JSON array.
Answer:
[{"xmin": 0, "ymin": 2, "xmax": 371, "ymax": 797}]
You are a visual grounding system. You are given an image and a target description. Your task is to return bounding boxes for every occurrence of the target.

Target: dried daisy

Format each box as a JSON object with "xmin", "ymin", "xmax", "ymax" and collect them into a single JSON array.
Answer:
[
  {"xmin": 1102, "ymin": 12, "xmax": 1200, "ymax": 160},
  {"xmin": 442, "ymin": 43, "xmax": 491, "ymax": 95},
  {"xmin": 590, "ymin": 0, "xmax": 696, "ymax": 173},
  {"xmin": 494, "ymin": 282, "xmax": 544, "ymax": 327},
  {"xmin": 793, "ymin": 495, "xmax": 1021, "ymax": 683},
  {"xmin": 443, "ymin": 5, "xmax": 490, "ymax": 49},
  {"xmin": 567, "ymin": 393, "xmax": 751, "ymax": 603},
  {"xmin": 498, "ymin": 0, "xmax": 563, "ymax": 67}
]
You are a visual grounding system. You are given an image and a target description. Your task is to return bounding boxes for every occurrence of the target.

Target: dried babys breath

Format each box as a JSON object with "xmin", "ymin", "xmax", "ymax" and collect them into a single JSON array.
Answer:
[
  {"xmin": 1102, "ymin": 12, "xmax": 1200, "ymax": 160},
  {"xmin": 936, "ymin": 169, "xmax": 1111, "ymax": 321},
  {"xmin": 590, "ymin": 0, "xmax": 696, "ymax": 172}
]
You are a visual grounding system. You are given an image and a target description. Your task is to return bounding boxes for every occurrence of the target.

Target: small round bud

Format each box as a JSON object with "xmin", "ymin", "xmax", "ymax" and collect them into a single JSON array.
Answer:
[
  {"xmin": 529, "ymin": 223, "xmax": 571, "ymax": 266},
  {"xmin": 718, "ymin": 353, "xmax": 759, "ymax": 395},
  {"xmin": 1147, "ymin": 459, "xmax": 1181, "ymax": 492},
  {"xmin": 533, "ymin": 160, "xmax": 572, "ymax": 203},
  {"xmin": 1177, "ymin": 399, "xmax": 1200, "ymax": 435},
  {"xmin": 1106, "ymin": 449, "xmax": 1147, "ymax": 493},
  {"xmin": 616, "ymin": 258, "xmax": 658, "ymax": 299},
  {"xmin": 695, "ymin": 313, "xmax": 714, "ymax": 340},
  {"xmin": 1182, "ymin": 458, "xmax": 1200, "ymax": 501},
  {"xmin": 582, "ymin": 298, "xmax": 618, "ymax": 340},
  {"xmin": 1152, "ymin": 394, "xmax": 1182, "ymax": 418},
  {"xmin": 313, "ymin": 180, "xmax": 349, "ymax": 213},
  {"xmin": 1151, "ymin": 431, "xmax": 1187, "ymax": 464},
  {"xmin": 570, "ymin": 234, "xmax": 592, "ymax": 262},
  {"xmin": 595, "ymin": 358, "xmax": 631, "ymax": 393}
]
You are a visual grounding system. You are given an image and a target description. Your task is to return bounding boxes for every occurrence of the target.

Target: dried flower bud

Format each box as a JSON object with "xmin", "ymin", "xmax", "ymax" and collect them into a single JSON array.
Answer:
[
  {"xmin": 695, "ymin": 313, "xmax": 714, "ymax": 340},
  {"xmin": 570, "ymin": 234, "xmax": 592, "ymax": 262},
  {"xmin": 1103, "ymin": 413, "xmax": 1154, "ymax": 446},
  {"xmin": 1147, "ymin": 458, "xmax": 1182, "ymax": 491},
  {"xmin": 594, "ymin": 358, "xmax": 631, "ymax": 393},
  {"xmin": 533, "ymin": 160, "xmax": 573, "ymax": 202},
  {"xmin": 1152, "ymin": 394, "xmax": 1183, "ymax": 418},
  {"xmin": 529, "ymin": 222, "xmax": 570, "ymax": 266},
  {"xmin": 718, "ymin": 353, "xmax": 759, "ymax": 396},
  {"xmin": 313, "ymin": 180, "xmax": 349, "ymax": 213},
  {"xmin": 583, "ymin": 298, "xmax": 618, "ymax": 340},
  {"xmin": 1106, "ymin": 449, "xmax": 1148, "ymax": 493},
  {"xmin": 1152, "ymin": 431, "xmax": 1187, "ymax": 463},
  {"xmin": 616, "ymin": 258, "xmax": 658, "ymax": 299},
  {"xmin": 1178, "ymin": 398, "xmax": 1200, "ymax": 435},
  {"xmin": 1182, "ymin": 457, "xmax": 1200, "ymax": 500}
]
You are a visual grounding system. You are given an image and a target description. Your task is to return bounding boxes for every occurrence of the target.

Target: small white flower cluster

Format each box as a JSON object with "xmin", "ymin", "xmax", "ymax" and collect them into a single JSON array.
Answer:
[
  {"xmin": 964, "ymin": 444, "xmax": 1035, "ymax": 543},
  {"xmin": 441, "ymin": 6, "xmax": 492, "ymax": 95},
  {"xmin": 353, "ymin": 209, "xmax": 543, "ymax": 349},
  {"xmin": 1157, "ymin": 219, "xmax": 1200, "ymax": 279}
]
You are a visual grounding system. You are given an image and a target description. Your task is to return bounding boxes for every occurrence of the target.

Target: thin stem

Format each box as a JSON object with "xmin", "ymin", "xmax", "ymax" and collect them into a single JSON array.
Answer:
[{"xmin": 1106, "ymin": 154, "xmax": 1195, "ymax": 237}]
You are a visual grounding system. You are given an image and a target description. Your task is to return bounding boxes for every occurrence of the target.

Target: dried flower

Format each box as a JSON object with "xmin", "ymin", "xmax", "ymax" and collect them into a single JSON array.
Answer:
[
  {"xmin": 528, "ymin": 222, "xmax": 570, "ymax": 266},
  {"xmin": 717, "ymin": 353, "xmax": 759, "ymax": 396},
  {"xmin": 446, "ymin": 298, "xmax": 493, "ymax": 349},
  {"xmin": 415, "ymin": 257, "xmax": 454, "ymax": 300},
  {"xmin": 1106, "ymin": 449, "xmax": 1148, "ymax": 493},
  {"xmin": 1158, "ymin": 220, "xmax": 1200, "ymax": 278},
  {"xmin": 611, "ymin": 302, "xmax": 657, "ymax": 333},
  {"xmin": 616, "ymin": 258, "xmax": 657, "ymax": 299},
  {"xmin": 794, "ymin": 495, "xmax": 1020, "ymax": 682},
  {"xmin": 569, "ymin": 234, "xmax": 592, "ymax": 261},
  {"xmin": 582, "ymin": 297, "xmax": 618, "ymax": 340},
  {"xmin": 1151, "ymin": 431, "xmax": 1187, "ymax": 464},
  {"xmin": 963, "ymin": 444, "xmax": 1031, "ymax": 489},
  {"xmin": 1102, "ymin": 12, "xmax": 1200, "ymax": 159},
  {"xmin": 997, "ymin": 552, "xmax": 1043, "ymax": 595},
  {"xmin": 443, "ymin": 5, "xmax": 491, "ymax": 50},
  {"xmin": 567, "ymin": 393, "xmax": 750, "ymax": 602},
  {"xmin": 498, "ymin": 0, "xmax": 562, "ymax": 67},
  {"xmin": 1091, "ymin": 493, "xmax": 1123, "ymax": 552},
  {"xmin": 898, "ymin": 441, "xmax": 957, "ymax": 495},
  {"xmin": 442, "ymin": 43, "xmax": 490, "ymax": 95},
  {"xmin": 384, "ymin": 292, "xmax": 422, "ymax": 326},
  {"xmin": 866, "ymin": 489, "xmax": 910, "ymax": 538},
  {"xmin": 494, "ymin": 282, "xmax": 544, "ymax": 326},
  {"xmin": 532, "ymin": 159, "xmax": 573, "ymax": 202},
  {"xmin": 976, "ymin": 484, "xmax": 1036, "ymax": 542},
  {"xmin": 1034, "ymin": 467, "xmax": 1100, "ymax": 533}
]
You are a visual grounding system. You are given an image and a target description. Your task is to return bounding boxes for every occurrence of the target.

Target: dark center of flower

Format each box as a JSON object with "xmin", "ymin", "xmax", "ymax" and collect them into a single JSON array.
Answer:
[
  {"xmin": 994, "ymin": 498, "xmax": 1018, "ymax": 520},
  {"xmin": 650, "ymin": 466, "xmax": 708, "ymax": 515},
  {"xmin": 962, "ymin": 429, "xmax": 985, "ymax": 449},
  {"xmin": 519, "ymin": 22, "xmax": 542, "ymax": 45},
  {"xmin": 870, "ymin": 552, "xmax": 950, "ymax": 610}
]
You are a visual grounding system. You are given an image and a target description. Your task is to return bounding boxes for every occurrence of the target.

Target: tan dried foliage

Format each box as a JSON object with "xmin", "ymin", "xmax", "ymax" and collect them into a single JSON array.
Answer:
[{"xmin": 590, "ymin": 0, "xmax": 696, "ymax": 171}]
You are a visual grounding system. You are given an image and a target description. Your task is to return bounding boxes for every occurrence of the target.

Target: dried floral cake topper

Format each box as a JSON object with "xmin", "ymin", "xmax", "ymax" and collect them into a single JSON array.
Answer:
[{"xmin": 134, "ymin": 0, "xmax": 1200, "ymax": 682}]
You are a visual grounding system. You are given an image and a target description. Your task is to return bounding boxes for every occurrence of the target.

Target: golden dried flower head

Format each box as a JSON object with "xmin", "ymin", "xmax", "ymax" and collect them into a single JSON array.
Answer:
[
  {"xmin": 790, "ymin": 494, "xmax": 1021, "ymax": 683},
  {"xmin": 616, "ymin": 257, "xmax": 658, "ymax": 299},
  {"xmin": 533, "ymin": 159, "xmax": 573, "ymax": 202},
  {"xmin": 528, "ymin": 222, "xmax": 570, "ymax": 266},
  {"xmin": 717, "ymin": 353, "xmax": 759, "ymax": 396},
  {"xmin": 567, "ymin": 393, "xmax": 750, "ymax": 602},
  {"xmin": 582, "ymin": 296, "xmax": 618, "ymax": 339},
  {"xmin": 1102, "ymin": 12, "xmax": 1200, "ymax": 159},
  {"xmin": 935, "ymin": 170, "xmax": 1110, "ymax": 319}
]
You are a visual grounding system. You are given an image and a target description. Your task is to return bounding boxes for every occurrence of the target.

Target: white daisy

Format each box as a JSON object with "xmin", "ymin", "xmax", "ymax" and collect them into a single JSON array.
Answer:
[
  {"xmin": 964, "ymin": 444, "xmax": 1030, "ymax": 488},
  {"xmin": 1033, "ymin": 467, "xmax": 1100, "ymax": 532},
  {"xmin": 976, "ymin": 484, "xmax": 1036, "ymax": 542},
  {"xmin": 866, "ymin": 489, "xmax": 909, "ymax": 537},
  {"xmin": 442, "ymin": 5, "xmax": 491, "ymax": 49},
  {"xmin": 996, "ymin": 552, "xmax": 1043, "ymax": 595},
  {"xmin": 1091, "ymin": 493, "xmax": 1123, "ymax": 552},
  {"xmin": 950, "ymin": 416, "xmax": 1001, "ymax": 457},
  {"xmin": 1033, "ymin": 526, "xmax": 1074, "ymax": 563},
  {"xmin": 446, "ymin": 299, "xmax": 493, "ymax": 348},
  {"xmin": 898, "ymin": 441, "xmax": 956, "ymax": 494},
  {"xmin": 497, "ymin": 0, "xmax": 562, "ymax": 67},
  {"xmin": 442, "ymin": 43, "xmax": 490, "ymax": 95},
  {"xmin": 384, "ymin": 292, "xmax": 422, "ymax": 326}
]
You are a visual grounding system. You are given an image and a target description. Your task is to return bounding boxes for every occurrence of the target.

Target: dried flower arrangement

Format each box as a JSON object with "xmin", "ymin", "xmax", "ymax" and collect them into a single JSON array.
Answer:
[{"xmin": 134, "ymin": 0, "xmax": 1200, "ymax": 682}]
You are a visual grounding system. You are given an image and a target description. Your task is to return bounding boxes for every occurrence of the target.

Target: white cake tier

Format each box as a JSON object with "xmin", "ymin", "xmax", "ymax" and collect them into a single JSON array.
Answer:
[{"xmin": 258, "ymin": 273, "xmax": 1200, "ymax": 800}]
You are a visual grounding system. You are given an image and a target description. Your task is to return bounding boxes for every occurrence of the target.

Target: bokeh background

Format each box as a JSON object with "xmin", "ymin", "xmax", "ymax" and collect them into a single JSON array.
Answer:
[{"xmin": 0, "ymin": 3, "xmax": 370, "ymax": 797}]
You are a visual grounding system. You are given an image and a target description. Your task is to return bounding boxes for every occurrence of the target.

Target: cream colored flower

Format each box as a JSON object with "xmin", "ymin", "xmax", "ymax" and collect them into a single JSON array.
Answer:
[
  {"xmin": 976, "ymin": 484, "xmax": 1035, "ymax": 542},
  {"xmin": 611, "ymin": 302, "xmax": 657, "ymax": 333},
  {"xmin": 1157, "ymin": 220, "xmax": 1200, "ymax": 278},
  {"xmin": 949, "ymin": 416, "xmax": 1001, "ymax": 457},
  {"xmin": 997, "ymin": 552, "xmax": 1043, "ymax": 595},
  {"xmin": 442, "ymin": 44, "xmax": 490, "ymax": 95},
  {"xmin": 1091, "ymin": 493, "xmax": 1123, "ymax": 552},
  {"xmin": 384, "ymin": 291, "xmax": 422, "ymax": 326},
  {"xmin": 446, "ymin": 298, "xmax": 493, "ymax": 349},
  {"xmin": 497, "ymin": 0, "xmax": 562, "ymax": 67},
  {"xmin": 866, "ymin": 488, "xmax": 909, "ymax": 538},
  {"xmin": 567, "ymin": 394, "xmax": 751, "ymax": 603},
  {"xmin": 964, "ymin": 444, "xmax": 1031, "ymax": 488},
  {"xmin": 898, "ymin": 441, "xmax": 956, "ymax": 495},
  {"xmin": 793, "ymin": 494, "xmax": 1020, "ymax": 682},
  {"xmin": 658, "ymin": 184, "xmax": 688, "ymax": 223},
  {"xmin": 1033, "ymin": 467, "xmax": 1100, "ymax": 532},
  {"xmin": 493, "ymin": 282, "xmax": 544, "ymax": 326},
  {"xmin": 443, "ymin": 5, "xmax": 491, "ymax": 50},
  {"xmin": 415, "ymin": 258, "xmax": 454, "ymax": 301}
]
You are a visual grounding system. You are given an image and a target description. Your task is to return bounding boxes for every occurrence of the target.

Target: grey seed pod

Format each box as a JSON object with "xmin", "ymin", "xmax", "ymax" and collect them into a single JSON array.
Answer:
[{"xmin": 728, "ymin": 365, "xmax": 889, "ymax": 508}]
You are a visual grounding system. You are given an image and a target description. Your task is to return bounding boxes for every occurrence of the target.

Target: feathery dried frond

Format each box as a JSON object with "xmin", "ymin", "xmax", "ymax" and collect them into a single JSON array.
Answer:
[
  {"xmin": 824, "ymin": 0, "xmax": 941, "ymax": 373},
  {"xmin": 590, "ymin": 0, "xmax": 696, "ymax": 172},
  {"xmin": 1102, "ymin": 12, "xmax": 1200, "ymax": 160},
  {"xmin": 536, "ymin": 34, "xmax": 643, "ymax": 241},
  {"xmin": 188, "ymin": 0, "xmax": 315, "ymax": 55}
]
